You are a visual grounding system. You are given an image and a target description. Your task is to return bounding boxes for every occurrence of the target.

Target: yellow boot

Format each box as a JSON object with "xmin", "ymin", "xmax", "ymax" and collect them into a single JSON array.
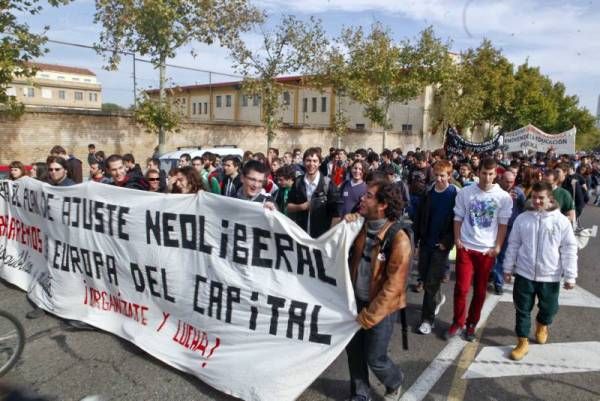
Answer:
[
  {"xmin": 510, "ymin": 337, "xmax": 529, "ymax": 361},
  {"xmin": 535, "ymin": 322, "xmax": 548, "ymax": 344}
]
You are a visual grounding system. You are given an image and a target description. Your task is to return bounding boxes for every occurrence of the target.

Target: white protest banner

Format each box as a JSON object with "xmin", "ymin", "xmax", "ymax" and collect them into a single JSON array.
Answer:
[
  {"xmin": 0, "ymin": 178, "xmax": 362, "ymax": 401},
  {"xmin": 503, "ymin": 124, "xmax": 576, "ymax": 155}
]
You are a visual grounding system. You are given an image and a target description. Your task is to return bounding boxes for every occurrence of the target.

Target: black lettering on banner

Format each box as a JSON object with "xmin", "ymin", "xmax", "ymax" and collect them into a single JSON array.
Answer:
[
  {"xmin": 208, "ymin": 281, "xmax": 223, "ymax": 320},
  {"xmin": 41, "ymin": 192, "xmax": 53, "ymax": 221},
  {"xmin": 60, "ymin": 242, "xmax": 69, "ymax": 272},
  {"xmin": 232, "ymin": 223, "xmax": 248, "ymax": 264},
  {"xmin": 71, "ymin": 197, "xmax": 81, "ymax": 227},
  {"xmin": 130, "ymin": 263, "xmax": 145, "ymax": 292},
  {"xmin": 249, "ymin": 291, "xmax": 259, "ymax": 330},
  {"xmin": 297, "ymin": 244, "xmax": 316, "ymax": 278},
  {"xmin": 180, "ymin": 214, "xmax": 196, "ymax": 250},
  {"xmin": 52, "ymin": 240, "xmax": 62, "ymax": 269},
  {"xmin": 94, "ymin": 201, "xmax": 105, "ymax": 234},
  {"xmin": 251, "ymin": 227, "xmax": 272, "ymax": 268},
  {"xmin": 267, "ymin": 295, "xmax": 285, "ymax": 335},
  {"xmin": 22, "ymin": 187, "xmax": 29, "ymax": 212},
  {"xmin": 287, "ymin": 300, "xmax": 307, "ymax": 340},
  {"xmin": 193, "ymin": 275, "xmax": 207, "ymax": 314},
  {"xmin": 81, "ymin": 248, "xmax": 92, "ymax": 277},
  {"xmin": 161, "ymin": 268, "xmax": 175, "ymax": 303},
  {"xmin": 106, "ymin": 255, "xmax": 118, "ymax": 286},
  {"xmin": 146, "ymin": 211, "xmax": 161, "ymax": 245},
  {"xmin": 83, "ymin": 199, "xmax": 93, "ymax": 230},
  {"xmin": 219, "ymin": 219, "xmax": 229, "ymax": 258},
  {"xmin": 145, "ymin": 265, "xmax": 161, "ymax": 297},
  {"xmin": 106, "ymin": 203, "xmax": 117, "ymax": 236},
  {"xmin": 11, "ymin": 184, "xmax": 21, "ymax": 207},
  {"xmin": 314, "ymin": 249, "xmax": 336, "ymax": 286},
  {"xmin": 226, "ymin": 286, "xmax": 240, "ymax": 323},
  {"xmin": 163, "ymin": 212, "xmax": 178, "ymax": 247},
  {"xmin": 274, "ymin": 233, "xmax": 293, "ymax": 272},
  {"xmin": 117, "ymin": 206, "xmax": 129, "ymax": 240},
  {"xmin": 309, "ymin": 305, "xmax": 331, "ymax": 345},
  {"xmin": 62, "ymin": 197, "xmax": 71, "ymax": 225},
  {"xmin": 93, "ymin": 252, "xmax": 104, "ymax": 279},
  {"xmin": 198, "ymin": 216, "xmax": 212, "ymax": 255},
  {"xmin": 69, "ymin": 246, "xmax": 83, "ymax": 274}
]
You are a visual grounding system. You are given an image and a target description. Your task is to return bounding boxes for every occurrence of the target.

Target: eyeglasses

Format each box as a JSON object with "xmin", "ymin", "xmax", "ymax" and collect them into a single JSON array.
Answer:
[
  {"xmin": 48, "ymin": 168, "xmax": 63, "ymax": 172},
  {"xmin": 147, "ymin": 177, "xmax": 160, "ymax": 181},
  {"xmin": 244, "ymin": 176, "xmax": 264, "ymax": 184}
]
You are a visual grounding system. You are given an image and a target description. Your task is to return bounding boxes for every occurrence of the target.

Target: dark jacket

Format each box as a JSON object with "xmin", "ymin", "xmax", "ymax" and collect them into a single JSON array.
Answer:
[
  {"xmin": 50, "ymin": 177, "xmax": 76, "ymax": 187},
  {"xmin": 288, "ymin": 174, "xmax": 336, "ymax": 238},
  {"xmin": 112, "ymin": 172, "xmax": 148, "ymax": 191},
  {"xmin": 562, "ymin": 176, "xmax": 586, "ymax": 216},
  {"xmin": 222, "ymin": 174, "xmax": 242, "ymax": 197},
  {"xmin": 414, "ymin": 185, "xmax": 457, "ymax": 250},
  {"xmin": 66, "ymin": 156, "xmax": 83, "ymax": 184},
  {"xmin": 349, "ymin": 219, "xmax": 412, "ymax": 328}
]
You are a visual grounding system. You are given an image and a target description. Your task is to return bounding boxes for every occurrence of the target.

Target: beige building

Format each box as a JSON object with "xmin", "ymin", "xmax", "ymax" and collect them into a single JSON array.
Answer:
[
  {"xmin": 6, "ymin": 62, "xmax": 102, "ymax": 110},
  {"xmin": 148, "ymin": 76, "xmax": 432, "ymax": 140}
]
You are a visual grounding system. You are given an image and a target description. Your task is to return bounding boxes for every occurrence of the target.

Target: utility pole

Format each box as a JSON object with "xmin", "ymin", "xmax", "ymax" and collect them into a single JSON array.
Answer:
[{"xmin": 132, "ymin": 53, "xmax": 137, "ymax": 108}]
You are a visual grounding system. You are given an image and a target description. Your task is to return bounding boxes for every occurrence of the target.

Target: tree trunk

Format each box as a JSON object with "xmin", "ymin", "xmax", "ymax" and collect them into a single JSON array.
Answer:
[
  {"xmin": 158, "ymin": 56, "xmax": 166, "ymax": 156},
  {"xmin": 336, "ymin": 135, "xmax": 341, "ymax": 149},
  {"xmin": 382, "ymin": 106, "xmax": 390, "ymax": 151}
]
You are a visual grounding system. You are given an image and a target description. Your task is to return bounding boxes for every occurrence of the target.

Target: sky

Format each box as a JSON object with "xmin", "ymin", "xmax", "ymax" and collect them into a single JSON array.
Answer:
[{"xmin": 22, "ymin": 0, "xmax": 600, "ymax": 115}]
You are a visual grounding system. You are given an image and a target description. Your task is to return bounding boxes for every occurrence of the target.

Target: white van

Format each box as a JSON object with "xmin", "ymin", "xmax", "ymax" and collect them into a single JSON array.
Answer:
[{"xmin": 159, "ymin": 146, "xmax": 244, "ymax": 172}]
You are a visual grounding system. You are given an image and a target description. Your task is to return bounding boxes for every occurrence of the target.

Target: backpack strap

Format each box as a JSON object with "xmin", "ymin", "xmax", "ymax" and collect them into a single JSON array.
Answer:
[{"xmin": 379, "ymin": 218, "xmax": 414, "ymax": 350}]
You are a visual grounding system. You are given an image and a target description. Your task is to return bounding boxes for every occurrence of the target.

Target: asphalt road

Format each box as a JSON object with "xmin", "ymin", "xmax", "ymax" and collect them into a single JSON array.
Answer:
[{"xmin": 2, "ymin": 207, "xmax": 600, "ymax": 401}]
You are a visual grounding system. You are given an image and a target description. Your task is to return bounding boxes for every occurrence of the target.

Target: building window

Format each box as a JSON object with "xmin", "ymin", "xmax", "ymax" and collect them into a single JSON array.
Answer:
[
  {"xmin": 88, "ymin": 92, "xmax": 96, "ymax": 102},
  {"xmin": 58, "ymin": 90, "xmax": 66, "ymax": 100},
  {"xmin": 302, "ymin": 98, "xmax": 308, "ymax": 113},
  {"xmin": 72, "ymin": 77, "xmax": 80, "ymax": 81},
  {"xmin": 321, "ymin": 97, "xmax": 327, "ymax": 112},
  {"xmin": 182, "ymin": 98, "xmax": 186, "ymax": 104},
  {"xmin": 356, "ymin": 123, "xmax": 365, "ymax": 130},
  {"xmin": 253, "ymin": 95, "xmax": 260, "ymax": 106},
  {"xmin": 94, "ymin": 93, "xmax": 98, "ymax": 102},
  {"xmin": 74, "ymin": 91, "xmax": 83, "ymax": 100},
  {"xmin": 42, "ymin": 89, "xmax": 52, "ymax": 99},
  {"xmin": 193, "ymin": 103, "xmax": 197, "ymax": 115},
  {"xmin": 311, "ymin": 97, "xmax": 317, "ymax": 113},
  {"xmin": 40, "ymin": 74, "xmax": 50, "ymax": 78},
  {"xmin": 216, "ymin": 95, "xmax": 222, "ymax": 108},
  {"xmin": 283, "ymin": 91, "xmax": 290, "ymax": 106},
  {"xmin": 84, "ymin": 78, "xmax": 92, "ymax": 83},
  {"xmin": 27, "ymin": 87, "xmax": 35, "ymax": 97},
  {"xmin": 57, "ymin": 76, "xmax": 65, "ymax": 80},
  {"xmin": 401, "ymin": 124, "xmax": 413, "ymax": 134},
  {"xmin": 6, "ymin": 87, "xmax": 16, "ymax": 97},
  {"xmin": 204, "ymin": 102, "xmax": 208, "ymax": 114},
  {"xmin": 241, "ymin": 95, "xmax": 248, "ymax": 107},
  {"xmin": 226, "ymin": 94, "xmax": 231, "ymax": 107}
]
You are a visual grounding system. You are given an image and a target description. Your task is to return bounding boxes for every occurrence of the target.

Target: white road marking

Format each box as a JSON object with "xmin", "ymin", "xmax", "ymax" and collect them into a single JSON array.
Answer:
[
  {"xmin": 499, "ymin": 283, "xmax": 600, "ymax": 309},
  {"xmin": 398, "ymin": 296, "xmax": 501, "ymax": 401},
  {"xmin": 591, "ymin": 225, "xmax": 598, "ymax": 238},
  {"xmin": 462, "ymin": 341, "xmax": 600, "ymax": 379}
]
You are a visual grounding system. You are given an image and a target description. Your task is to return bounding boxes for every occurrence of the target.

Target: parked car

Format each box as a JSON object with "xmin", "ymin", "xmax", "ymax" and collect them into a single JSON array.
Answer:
[{"xmin": 158, "ymin": 146, "xmax": 244, "ymax": 172}]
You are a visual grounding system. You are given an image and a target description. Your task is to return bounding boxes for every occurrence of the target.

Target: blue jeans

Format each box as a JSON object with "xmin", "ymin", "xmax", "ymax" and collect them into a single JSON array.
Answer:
[
  {"xmin": 346, "ymin": 299, "xmax": 403, "ymax": 399},
  {"xmin": 492, "ymin": 226, "xmax": 512, "ymax": 288}
]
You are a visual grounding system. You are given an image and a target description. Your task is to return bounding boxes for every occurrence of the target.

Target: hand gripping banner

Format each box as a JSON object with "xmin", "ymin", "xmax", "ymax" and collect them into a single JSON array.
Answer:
[{"xmin": 0, "ymin": 178, "xmax": 362, "ymax": 401}]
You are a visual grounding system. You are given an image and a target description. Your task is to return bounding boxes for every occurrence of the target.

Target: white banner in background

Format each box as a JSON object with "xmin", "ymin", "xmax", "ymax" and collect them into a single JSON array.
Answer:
[
  {"xmin": 503, "ymin": 124, "xmax": 576, "ymax": 155},
  {"xmin": 0, "ymin": 178, "xmax": 362, "ymax": 401}
]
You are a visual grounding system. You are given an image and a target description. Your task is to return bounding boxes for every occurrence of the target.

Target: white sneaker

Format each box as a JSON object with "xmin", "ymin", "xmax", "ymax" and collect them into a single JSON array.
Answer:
[
  {"xmin": 418, "ymin": 321, "xmax": 433, "ymax": 335},
  {"xmin": 434, "ymin": 294, "xmax": 446, "ymax": 316}
]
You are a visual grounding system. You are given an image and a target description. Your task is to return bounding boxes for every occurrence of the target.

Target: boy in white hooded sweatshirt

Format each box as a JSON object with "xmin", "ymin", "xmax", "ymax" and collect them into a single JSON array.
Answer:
[{"xmin": 503, "ymin": 181, "xmax": 578, "ymax": 361}]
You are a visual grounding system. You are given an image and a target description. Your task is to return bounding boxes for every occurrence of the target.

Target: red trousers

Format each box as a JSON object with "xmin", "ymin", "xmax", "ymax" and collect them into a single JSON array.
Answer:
[{"xmin": 453, "ymin": 247, "xmax": 495, "ymax": 327}]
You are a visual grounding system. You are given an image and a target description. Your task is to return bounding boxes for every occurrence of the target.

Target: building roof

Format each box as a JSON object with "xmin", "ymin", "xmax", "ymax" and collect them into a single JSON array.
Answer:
[
  {"xmin": 146, "ymin": 75, "xmax": 305, "ymax": 94},
  {"xmin": 28, "ymin": 62, "xmax": 96, "ymax": 77}
]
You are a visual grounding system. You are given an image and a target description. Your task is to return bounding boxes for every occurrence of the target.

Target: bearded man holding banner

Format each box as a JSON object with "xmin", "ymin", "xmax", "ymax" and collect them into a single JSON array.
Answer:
[{"xmin": 344, "ymin": 178, "xmax": 413, "ymax": 401}]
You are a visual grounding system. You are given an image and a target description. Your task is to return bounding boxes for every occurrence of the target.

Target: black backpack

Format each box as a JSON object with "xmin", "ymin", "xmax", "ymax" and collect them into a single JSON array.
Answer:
[{"xmin": 378, "ymin": 218, "xmax": 415, "ymax": 350}]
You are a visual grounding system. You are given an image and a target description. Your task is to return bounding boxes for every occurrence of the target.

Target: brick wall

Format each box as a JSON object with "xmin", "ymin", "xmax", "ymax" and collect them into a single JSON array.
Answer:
[{"xmin": 0, "ymin": 107, "xmax": 424, "ymax": 165}]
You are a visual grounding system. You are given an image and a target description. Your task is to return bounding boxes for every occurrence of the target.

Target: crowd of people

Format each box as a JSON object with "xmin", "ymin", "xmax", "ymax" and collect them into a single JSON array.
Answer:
[{"xmin": 5, "ymin": 141, "xmax": 597, "ymax": 401}]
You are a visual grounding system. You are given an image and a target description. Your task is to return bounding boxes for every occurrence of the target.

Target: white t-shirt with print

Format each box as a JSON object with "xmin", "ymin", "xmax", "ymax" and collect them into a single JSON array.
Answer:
[{"xmin": 453, "ymin": 183, "xmax": 513, "ymax": 252}]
